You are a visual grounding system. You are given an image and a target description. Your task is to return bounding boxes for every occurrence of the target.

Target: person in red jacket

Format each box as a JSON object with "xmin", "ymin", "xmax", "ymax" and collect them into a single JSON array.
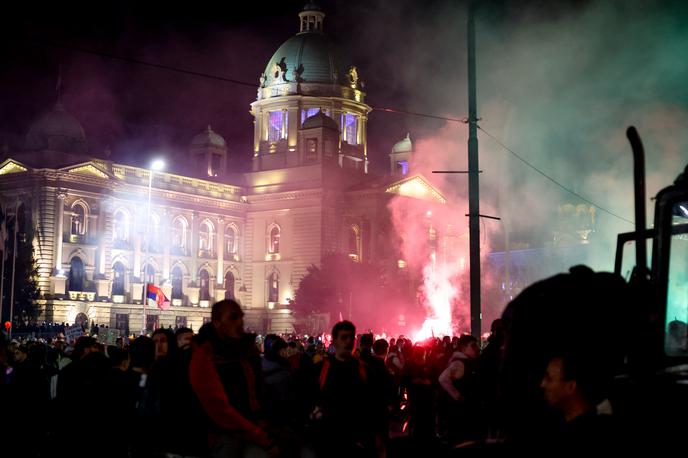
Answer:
[{"xmin": 190, "ymin": 299, "xmax": 279, "ymax": 458}]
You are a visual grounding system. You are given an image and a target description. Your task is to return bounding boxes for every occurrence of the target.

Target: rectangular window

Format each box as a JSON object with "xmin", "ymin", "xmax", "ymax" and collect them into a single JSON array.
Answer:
[
  {"xmin": 301, "ymin": 108, "xmax": 331, "ymax": 125},
  {"xmin": 301, "ymin": 108, "xmax": 320, "ymax": 125},
  {"xmin": 175, "ymin": 316, "xmax": 188, "ymax": 329},
  {"xmin": 305, "ymin": 138, "xmax": 318, "ymax": 162},
  {"xmin": 665, "ymin": 201, "xmax": 688, "ymax": 357},
  {"xmin": 146, "ymin": 315, "xmax": 159, "ymax": 332},
  {"xmin": 268, "ymin": 111, "xmax": 288, "ymax": 142},
  {"xmin": 115, "ymin": 314, "xmax": 129, "ymax": 334},
  {"xmin": 341, "ymin": 113, "xmax": 359, "ymax": 145},
  {"xmin": 211, "ymin": 154, "xmax": 222, "ymax": 176}
]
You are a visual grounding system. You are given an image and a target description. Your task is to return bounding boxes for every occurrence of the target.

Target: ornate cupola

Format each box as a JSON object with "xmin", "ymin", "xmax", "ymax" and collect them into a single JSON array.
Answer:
[
  {"xmin": 389, "ymin": 133, "xmax": 414, "ymax": 176},
  {"xmin": 250, "ymin": 3, "xmax": 372, "ymax": 174},
  {"xmin": 298, "ymin": 2, "xmax": 325, "ymax": 33},
  {"xmin": 190, "ymin": 125, "xmax": 228, "ymax": 178}
]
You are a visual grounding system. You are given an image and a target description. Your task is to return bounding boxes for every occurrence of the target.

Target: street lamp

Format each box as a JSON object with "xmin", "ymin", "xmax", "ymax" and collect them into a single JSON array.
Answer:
[{"xmin": 142, "ymin": 158, "xmax": 164, "ymax": 335}]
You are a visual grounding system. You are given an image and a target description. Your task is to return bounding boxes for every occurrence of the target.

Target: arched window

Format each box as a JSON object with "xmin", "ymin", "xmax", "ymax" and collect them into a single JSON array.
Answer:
[
  {"xmin": 348, "ymin": 225, "xmax": 361, "ymax": 261},
  {"xmin": 113, "ymin": 209, "xmax": 128, "ymax": 242},
  {"xmin": 70, "ymin": 203, "xmax": 87, "ymax": 236},
  {"xmin": 268, "ymin": 225, "xmax": 280, "ymax": 254},
  {"xmin": 112, "ymin": 262, "xmax": 125, "ymax": 295},
  {"xmin": 268, "ymin": 272, "xmax": 279, "ymax": 303},
  {"xmin": 171, "ymin": 266, "xmax": 184, "ymax": 300},
  {"xmin": 69, "ymin": 257, "xmax": 85, "ymax": 291},
  {"xmin": 199, "ymin": 220, "xmax": 214, "ymax": 255},
  {"xmin": 429, "ymin": 226, "xmax": 438, "ymax": 253},
  {"xmin": 147, "ymin": 213, "xmax": 161, "ymax": 252},
  {"xmin": 225, "ymin": 225, "xmax": 238, "ymax": 256},
  {"xmin": 199, "ymin": 269, "xmax": 211, "ymax": 301},
  {"xmin": 141, "ymin": 263, "xmax": 155, "ymax": 285},
  {"xmin": 224, "ymin": 271, "xmax": 235, "ymax": 300},
  {"xmin": 171, "ymin": 216, "xmax": 188, "ymax": 250}
]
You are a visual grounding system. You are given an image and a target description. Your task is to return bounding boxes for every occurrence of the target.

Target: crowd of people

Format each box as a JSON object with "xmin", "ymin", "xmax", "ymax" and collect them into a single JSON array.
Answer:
[{"xmin": 1, "ymin": 266, "xmax": 638, "ymax": 457}]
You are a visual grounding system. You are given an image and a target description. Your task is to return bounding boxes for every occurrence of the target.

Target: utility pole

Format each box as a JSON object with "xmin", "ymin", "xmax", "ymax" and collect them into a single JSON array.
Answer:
[{"xmin": 467, "ymin": 1, "xmax": 482, "ymax": 337}]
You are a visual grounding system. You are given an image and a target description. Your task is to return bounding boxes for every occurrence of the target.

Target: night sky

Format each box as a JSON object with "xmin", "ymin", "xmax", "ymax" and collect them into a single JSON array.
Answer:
[
  {"xmin": 0, "ymin": 0, "xmax": 686, "ymax": 188},
  {"xmin": 0, "ymin": 0, "xmax": 592, "ymax": 174}
]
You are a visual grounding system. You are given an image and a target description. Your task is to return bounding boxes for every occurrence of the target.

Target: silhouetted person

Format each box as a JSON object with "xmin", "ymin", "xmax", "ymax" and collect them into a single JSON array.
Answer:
[
  {"xmin": 499, "ymin": 266, "xmax": 630, "ymax": 452},
  {"xmin": 540, "ymin": 352, "xmax": 618, "ymax": 453},
  {"xmin": 438, "ymin": 334, "xmax": 481, "ymax": 446},
  {"xmin": 190, "ymin": 299, "xmax": 277, "ymax": 458},
  {"xmin": 310, "ymin": 320, "xmax": 383, "ymax": 458}
]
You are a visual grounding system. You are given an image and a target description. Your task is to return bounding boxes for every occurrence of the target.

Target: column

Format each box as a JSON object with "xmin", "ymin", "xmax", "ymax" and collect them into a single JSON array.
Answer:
[
  {"xmin": 216, "ymin": 218, "xmax": 225, "ymax": 285},
  {"xmin": 214, "ymin": 218, "xmax": 226, "ymax": 302},
  {"xmin": 54, "ymin": 193, "xmax": 66, "ymax": 272},
  {"xmin": 95, "ymin": 202, "xmax": 111, "ymax": 300},
  {"xmin": 287, "ymin": 106, "xmax": 298, "ymax": 148},
  {"xmin": 49, "ymin": 192, "xmax": 68, "ymax": 296},
  {"xmin": 133, "ymin": 234, "xmax": 142, "ymax": 280},
  {"xmin": 97, "ymin": 203, "xmax": 109, "ymax": 276},
  {"xmin": 191, "ymin": 211, "xmax": 199, "ymax": 282},
  {"xmin": 162, "ymin": 209, "xmax": 171, "ymax": 280}
]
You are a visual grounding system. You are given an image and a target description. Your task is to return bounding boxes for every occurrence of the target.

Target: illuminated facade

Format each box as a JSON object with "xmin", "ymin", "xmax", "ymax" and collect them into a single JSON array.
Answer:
[{"xmin": 0, "ymin": 4, "xmax": 446, "ymax": 334}]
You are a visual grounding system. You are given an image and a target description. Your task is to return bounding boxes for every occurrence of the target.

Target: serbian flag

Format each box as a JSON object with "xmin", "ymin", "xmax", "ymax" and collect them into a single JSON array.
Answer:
[{"xmin": 147, "ymin": 284, "xmax": 170, "ymax": 311}]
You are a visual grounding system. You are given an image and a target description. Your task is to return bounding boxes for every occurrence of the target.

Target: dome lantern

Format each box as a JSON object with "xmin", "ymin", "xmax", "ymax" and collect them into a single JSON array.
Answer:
[{"xmin": 299, "ymin": 2, "xmax": 325, "ymax": 33}]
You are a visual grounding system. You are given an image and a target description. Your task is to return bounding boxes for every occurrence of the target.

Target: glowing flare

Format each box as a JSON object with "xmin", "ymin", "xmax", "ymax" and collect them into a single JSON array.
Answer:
[{"xmin": 413, "ymin": 261, "xmax": 456, "ymax": 341}]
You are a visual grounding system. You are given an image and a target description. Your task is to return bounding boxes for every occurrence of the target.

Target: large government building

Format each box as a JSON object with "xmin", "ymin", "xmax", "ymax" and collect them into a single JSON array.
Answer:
[{"xmin": 0, "ymin": 4, "xmax": 446, "ymax": 334}]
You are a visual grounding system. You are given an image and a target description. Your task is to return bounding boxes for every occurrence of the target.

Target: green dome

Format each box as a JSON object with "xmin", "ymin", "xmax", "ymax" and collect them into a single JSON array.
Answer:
[
  {"xmin": 392, "ymin": 133, "xmax": 413, "ymax": 153},
  {"xmin": 263, "ymin": 32, "xmax": 342, "ymax": 87},
  {"xmin": 25, "ymin": 102, "xmax": 87, "ymax": 154},
  {"xmin": 190, "ymin": 125, "xmax": 226, "ymax": 149}
]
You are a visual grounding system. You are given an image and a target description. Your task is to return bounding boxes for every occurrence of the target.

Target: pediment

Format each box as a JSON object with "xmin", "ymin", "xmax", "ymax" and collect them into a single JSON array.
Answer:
[{"xmin": 385, "ymin": 174, "xmax": 447, "ymax": 204}]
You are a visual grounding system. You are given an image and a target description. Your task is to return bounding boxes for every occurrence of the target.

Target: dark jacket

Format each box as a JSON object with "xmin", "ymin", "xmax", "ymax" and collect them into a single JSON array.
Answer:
[{"xmin": 189, "ymin": 324, "xmax": 270, "ymax": 448}]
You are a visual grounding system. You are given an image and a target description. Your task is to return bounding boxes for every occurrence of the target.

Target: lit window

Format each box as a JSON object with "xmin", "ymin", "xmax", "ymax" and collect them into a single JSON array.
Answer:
[
  {"xmin": 199, "ymin": 269, "xmax": 211, "ymax": 301},
  {"xmin": 348, "ymin": 225, "xmax": 361, "ymax": 262},
  {"xmin": 305, "ymin": 138, "xmax": 318, "ymax": 162},
  {"xmin": 268, "ymin": 272, "xmax": 279, "ymax": 303},
  {"xmin": 268, "ymin": 226, "xmax": 280, "ymax": 254},
  {"xmin": 398, "ymin": 260, "xmax": 407, "ymax": 269},
  {"xmin": 225, "ymin": 225, "xmax": 238, "ymax": 255},
  {"xmin": 171, "ymin": 266, "xmax": 184, "ymax": 300},
  {"xmin": 396, "ymin": 160, "xmax": 409, "ymax": 175},
  {"xmin": 112, "ymin": 262, "xmax": 125, "ymax": 295},
  {"xmin": 268, "ymin": 111, "xmax": 288, "ymax": 142},
  {"xmin": 224, "ymin": 271, "xmax": 235, "ymax": 300},
  {"xmin": 301, "ymin": 108, "xmax": 320, "ymax": 125},
  {"xmin": 301, "ymin": 108, "xmax": 331, "ymax": 125},
  {"xmin": 429, "ymin": 226, "xmax": 438, "ymax": 252},
  {"xmin": 210, "ymin": 154, "xmax": 222, "ymax": 177},
  {"xmin": 199, "ymin": 220, "xmax": 215, "ymax": 253},
  {"xmin": 341, "ymin": 113, "xmax": 359, "ymax": 145},
  {"xmin": 113, "ymin": 209, "xmax": 128, "ymax": 241},
  {"xmin": 71, "ymin": 203, "xmax": 86, "ymax": 236},
  {"xmin": 141, "ymin": 264, "xmax": 155, "ymax": 284},
  {"xmin": 171, "ymin": 217, "xmax": 188, "ymax": 249}
]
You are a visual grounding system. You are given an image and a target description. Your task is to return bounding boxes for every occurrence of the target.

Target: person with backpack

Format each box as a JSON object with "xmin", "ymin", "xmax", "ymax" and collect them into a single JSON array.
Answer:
[{"xmin": 308, "ymin": 320, "xmax": 384, "ymax": 458}]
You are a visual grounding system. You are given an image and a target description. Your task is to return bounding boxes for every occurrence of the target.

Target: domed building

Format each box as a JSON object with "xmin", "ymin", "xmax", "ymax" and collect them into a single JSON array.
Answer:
[
  {"xmin": 0, "ymin": 4, "xmax": 447, "ymax": 335},
  {"xmin": 24, "ymin": 101, "xmax": 88, "ymax": 154},
  {"xmin": 251, "ymin": 3, "xmax": 370, "ymax": 173}
]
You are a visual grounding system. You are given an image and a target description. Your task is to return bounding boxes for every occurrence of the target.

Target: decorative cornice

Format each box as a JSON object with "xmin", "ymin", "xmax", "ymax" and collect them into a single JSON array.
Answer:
[{"xmin": 247, "ymin": 189, "xmax": 324, "ymax": 203}]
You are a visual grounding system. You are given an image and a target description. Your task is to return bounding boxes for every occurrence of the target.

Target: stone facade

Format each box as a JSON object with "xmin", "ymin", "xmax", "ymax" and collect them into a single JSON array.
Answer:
[{"xmin": 0, "ymin": 5, "xmax": 447, "ymax": 335}]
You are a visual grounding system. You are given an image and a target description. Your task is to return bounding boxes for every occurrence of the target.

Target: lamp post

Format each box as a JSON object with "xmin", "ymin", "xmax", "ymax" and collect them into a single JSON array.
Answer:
[{"xmin": 142, "ymin": 159, "xmax": 164, "ymax": 335}]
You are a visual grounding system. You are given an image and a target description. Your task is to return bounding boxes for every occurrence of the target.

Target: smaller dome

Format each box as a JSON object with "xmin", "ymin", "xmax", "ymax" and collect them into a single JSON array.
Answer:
[
  {"xmin": 392, "ymin": 133, "xmax": 413, "ymax": 153},
  {"xmin": 190, "ymin": 125, "xmax": 226, "ymax": 149},
  {"xmin": 301, "ymin": 110, "xmax": 339, "ymax": 131},
  {"xmin": 25, "ymin": 102, "xmax": 87, "ymax": 154}
]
